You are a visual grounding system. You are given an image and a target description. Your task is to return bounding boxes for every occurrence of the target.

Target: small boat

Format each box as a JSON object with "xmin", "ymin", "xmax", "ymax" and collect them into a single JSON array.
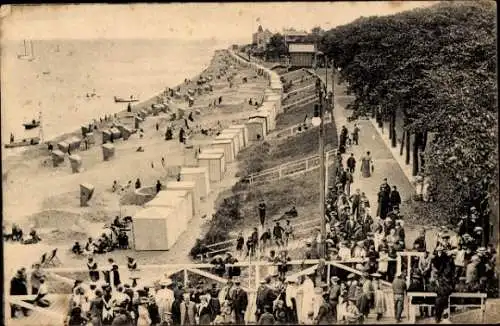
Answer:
[
  {"xmin": 114, "ymin": 96, "xmax": 139, "ymax": 103},
  {"xmin": 4, "ymin": 137, "xmax": 41, "ymax": 148},
  {"xmin": 23, "ymin": 119, "xmax": 40, "ymax": 130}
]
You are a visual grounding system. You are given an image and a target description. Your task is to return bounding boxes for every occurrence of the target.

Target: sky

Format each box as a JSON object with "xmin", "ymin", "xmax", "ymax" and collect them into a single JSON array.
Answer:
[{"xmin": 1, "ymin": 2, "xmax": 436, "ymax": 42}]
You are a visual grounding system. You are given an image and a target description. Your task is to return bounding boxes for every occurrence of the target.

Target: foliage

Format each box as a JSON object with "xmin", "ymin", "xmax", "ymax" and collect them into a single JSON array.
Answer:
[
  {"xmin": 265, "ymin": 33, "xmax": 288, "ymax": 60},
  {"xmin": 319, "ymin": 1, "xmax": 497, "ymax": 219}
]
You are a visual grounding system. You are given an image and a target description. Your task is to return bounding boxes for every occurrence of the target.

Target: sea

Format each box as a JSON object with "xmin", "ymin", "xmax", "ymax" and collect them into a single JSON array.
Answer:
[{"xmin": 1, "ymin": 38, "xmax": 234, "ymax": 157}]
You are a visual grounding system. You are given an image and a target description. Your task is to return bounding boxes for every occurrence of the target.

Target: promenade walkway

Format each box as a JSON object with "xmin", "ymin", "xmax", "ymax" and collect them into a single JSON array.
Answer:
[{"xmin": 315, "ymin": 69, "xmax": 442, "ymax": 250}]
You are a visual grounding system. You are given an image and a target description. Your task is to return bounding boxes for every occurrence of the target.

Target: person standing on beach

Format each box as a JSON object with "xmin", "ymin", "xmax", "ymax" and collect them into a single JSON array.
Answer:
[
  {"xmin": 135, "ymin": 178, "xmax": 141, "ymax": 189},
  {"xmin": 156, "ymin": 122, "xmax": 159, "ymax": 131}
]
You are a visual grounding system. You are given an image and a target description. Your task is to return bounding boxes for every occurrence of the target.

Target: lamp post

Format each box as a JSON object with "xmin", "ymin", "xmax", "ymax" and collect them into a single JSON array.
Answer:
[{"xmin": 312, "ymin": 51, "xmax": 327, "ymax": 258}]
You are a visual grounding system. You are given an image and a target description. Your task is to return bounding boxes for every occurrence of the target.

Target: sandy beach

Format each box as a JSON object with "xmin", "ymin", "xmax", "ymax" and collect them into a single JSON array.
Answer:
[{"xmin": 3, "ymin": 49, "xmax": 269, "ymax": 279}]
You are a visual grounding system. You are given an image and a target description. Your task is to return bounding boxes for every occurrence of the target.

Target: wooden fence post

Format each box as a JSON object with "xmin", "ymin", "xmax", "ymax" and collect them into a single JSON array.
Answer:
[{"xmin": 184, "ymin": 268, "xmax": 189, "ymax": 286}]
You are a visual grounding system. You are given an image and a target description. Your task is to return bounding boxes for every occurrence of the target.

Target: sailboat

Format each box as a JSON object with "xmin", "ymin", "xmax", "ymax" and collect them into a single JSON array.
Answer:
[{"xmin": 17, "ymin": 40, "xmax": 35, "ymax": 61}]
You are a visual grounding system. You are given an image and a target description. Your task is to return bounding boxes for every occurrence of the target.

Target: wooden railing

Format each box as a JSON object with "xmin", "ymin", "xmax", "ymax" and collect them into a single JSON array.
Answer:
[
  {"xmin": 244, "ymin": 149, "xmax": 337, "ymax": 185},
  {"xmin": 271, "ymin": 115, "xmax": 333, "ymax": 139},
  {"xmin": 282, "ymin": 94, "xmax": 318, "ymax": 111},
  {"xmin": 407, "ymin": 292, "xmax": 487, "ymax": 323}
]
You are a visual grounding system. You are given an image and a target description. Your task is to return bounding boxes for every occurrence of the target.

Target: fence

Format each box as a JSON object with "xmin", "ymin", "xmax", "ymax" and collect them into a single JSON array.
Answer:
[
  {"xmin": 406, "ymin": 292, "xmax": 487, "ymax": 323},
  {"xmin": 282, "ymin": 94, "xmax": 318, "ymax": 111},
  {"xmin": 244, "ymin": 149, "xmax": 337, "ymax": 185},
  {"xmin": 271, "ymin": 115, "xmax": 333, "ymax": 140}
]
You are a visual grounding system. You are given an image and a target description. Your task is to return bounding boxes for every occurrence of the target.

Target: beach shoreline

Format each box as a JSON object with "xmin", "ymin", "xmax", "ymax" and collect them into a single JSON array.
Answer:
[
  {"xmin": 3, "ymin": 48, "xmax": 270, "ymax": 274},
  {"xmin": 1, "ymin": 54, "xmax": 217, "ymax": 165}
]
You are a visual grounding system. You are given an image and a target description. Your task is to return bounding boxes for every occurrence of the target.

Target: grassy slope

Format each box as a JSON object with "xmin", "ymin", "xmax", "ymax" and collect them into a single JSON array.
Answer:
[{"xmin": 195, "ymin": 96, "xmax": 339, "ymax": 248}]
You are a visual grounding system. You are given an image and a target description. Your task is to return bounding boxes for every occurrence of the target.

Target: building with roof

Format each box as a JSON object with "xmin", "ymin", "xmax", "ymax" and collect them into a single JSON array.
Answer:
[
  {"xmin": 288, "ymin": 43, "xmax": 316, "ymax": 68},
  {"xmin": 252, "ymin": 25, "xmax": 273, "ymax": 50},
  {"xmin": 283, "ymin": 28, "xmax": 310, "ymax": 44}
]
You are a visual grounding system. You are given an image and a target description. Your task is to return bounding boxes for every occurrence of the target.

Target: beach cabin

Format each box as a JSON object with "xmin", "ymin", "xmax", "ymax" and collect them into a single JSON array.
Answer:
[
  {"xmin": 166, "ymin": 181, "xmax": 199, "ymax": 218},
  {"xmin": 80, "ymin": 183, "xmax": 94, "ymax": 207},
  {"xmin": 227, "ymin": 125, "xmax": 249, "ymax": 148},
  {"xmin": 210, "ymin": 139, "xmax": 234, "ymax": 163},
  {"xmin": 81, "ymin": 125, "xmax": 89, "ymax": 136},
  {"xmin": 245, "ymin": 118, "xmax": 266, "ymax": 141},
  {"xmin": 134, "ymin": 116, "xmax": 143, "ymax": 129},
  {"xmin": 102, "ymin": 129, "xmax": 112, "ymax": 143},
  {"xmin": 260, "ymin": 102, "xmax": 277, "ymax": 121},
  {"xmin": 265, "ymin": 94, "xmax": 282, "ymax": 114},
  {"xmin": 51, "ymin": 149, "xmax": 65, "ymax": 167},
  {"xmin": 180, "ymin": 167, "xmax": 211, "ymax": 199},
  {"xmin": 202, "ymin": 148, "xmax": 226, "ymax": 169},
  {"xmin": 133, "ymin": 207, "xmax": 182, "ymax": 251},
  {"xmin": 85, "ymin": 132, "xmax": 95, "ymax": 145},
  {"xmin": 222, "ymin": 128, "xmax": 244, "ymax": 150},
  {"xmin": 57, "ymin": 141, "xmax": 69, "ymax": 153},
  {"xmin": 110, "ymin": 127, "xmax": 121, "ymax": 140},
  {"xmin": 249, "ymin": 110, "xmax": 272, "ymax": 134},
  {"xmin": 198, "ymin": 153, "xmax": 225, "ymax": 182},
  {"xmin": 145, "ymin": 190, "xmax": 193, "ymax": 227},
  {"xmin": 102, "ymin": 143, "xmax": 115, "ymax": 161},
  {"xmin": 68, "ymin": 154, "xmax": 83, "ymax": 173},
  {"xmin": 68, "ymin": 136, "xmax": 82, "ymax": 151},
  {"xmin": 216, "ymin": 132, "xmax": 240, "ymax": 155},
  {"xmin": 222, "ymin": 129, "xmax": 243, "ymax": 151}
]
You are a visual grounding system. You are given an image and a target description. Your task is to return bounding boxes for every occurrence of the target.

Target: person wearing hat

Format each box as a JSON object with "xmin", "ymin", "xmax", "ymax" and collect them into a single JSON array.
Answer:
[
  {"xmin": 255, "ymin": 276, "xmax": 277, "ymax": 321},
  {"xmin": 155, "ymin": 278, "xmax": 174, "ymax": 325},
  {"xmin": 230, "ymin": 278, "xmax": 248, "ymax": 324},
  {"xmin": 466, "ymin": 255, "xmax": 480, "ymax": 290},
  {"xmin": 304, "ymin": 239, "xmax": 320, "ymax": 260},
  {"xmin": 392, "ymin": 273, "xmax": 407, "ymax": 322},
  {"xmin": 328, "ymin": 276, "xmax": 341, "ymax": 321},
  {"xmin": 178, "ymin": 291, "xmax": 196, "ymax": 325},
  {"xmin": 10, "ymin": 269, "xmax": 29, "ymax": 317},
  {"xmin": 299, "ymin": 271, "xmax": 315, "ymax": 323},
  {"xmin": 343, "ymin": 297, "xmax": 361, "ymax": 324},
  {"xmin": 370, "ymin": 273, "xmax": 386, "ymax": 320},
  {"xmin": 413, "ymin": 229, "xmax": 427, "ymax": 253},
  {"xmin": 432, "ymin": 245, "xmax": 455, "ymax": 280},
  {"xmin": 87, "ymin": 256, "xmax": 100, "ymax": 282}
]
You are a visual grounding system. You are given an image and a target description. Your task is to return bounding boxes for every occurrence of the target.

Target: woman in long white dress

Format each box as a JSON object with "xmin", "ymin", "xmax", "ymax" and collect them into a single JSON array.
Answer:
[{"xmin": 372, "ymin": 274, "xmax": 387, "ymax": 320}]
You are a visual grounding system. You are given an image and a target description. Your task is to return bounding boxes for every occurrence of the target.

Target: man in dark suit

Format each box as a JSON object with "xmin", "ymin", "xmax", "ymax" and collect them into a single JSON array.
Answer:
[
  {"xmin": 350, "ymin": 189, "xmax": 361, "ymax": 218},
  {"xmin": 231, "ymin": 278, "xmax": 248, "ymax": 324},
  {"xmin": 389, "ymin": 186, "xmax": 402, "ymax": 211},
  {"xmin": 255, "ymin": 276, "xmax": 277, "ymax": 321},
  {"xmin": 346, "ymin": 153, "xmax": 356, "ymax": 174}
]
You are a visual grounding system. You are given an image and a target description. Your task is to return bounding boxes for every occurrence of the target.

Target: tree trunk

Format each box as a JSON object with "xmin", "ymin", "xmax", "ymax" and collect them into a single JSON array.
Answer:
[
  {"xmin": 422, "ymin": 130, "xmax": 428, "ymax": 151},
  {"xmin": 400, "ymin": 132, "xmax": 405, "ymax": 156},
  {"xmin": 405, "ymin": 131, "xmax": 411, "ymax": 165},
  {"xmin": 412, "ymin": 133, "xmax": 422, "ymax": 176},
  {"xmin": 391, "ymin": 109, "xmax": 397, "ymax": 148}
]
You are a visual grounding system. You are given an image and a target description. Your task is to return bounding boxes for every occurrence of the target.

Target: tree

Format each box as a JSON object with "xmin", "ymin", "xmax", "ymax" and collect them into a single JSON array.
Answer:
[
  {"xmin": 265, "ymin": 33, "xmax": 288, "ymax": 60},
  {"xmin": 318, "ymin": 1, "xmax": 497, "ymax": 236}
]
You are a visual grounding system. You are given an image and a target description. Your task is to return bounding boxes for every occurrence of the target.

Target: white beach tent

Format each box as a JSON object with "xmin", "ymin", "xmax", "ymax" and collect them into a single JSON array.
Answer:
[
  {"xmin": 221, "ymin": 128, "xmax": 244, "ymax": 151},
  {"xmin": 216, "ymin": 132, "xmax": 240, "ymax": 155},
  {"xmin": 210, "ymin": 139, "xmax": 235, "ymax": 163},
  {"xmin": 166, "ymin": 181, "xmax": 199, "ymax": 218},
  {"xmin": 260, "ymin": 102, "xmax": 278, "ymax": 121},
  {"xmin": 202, "ymin": 148, "xmax": 227, "ymax": 171},
  {"xmin": 227, "ymin": 125, "xmax": 249, "ymax": 148},
  {"xmin": 249, "ymin": 110, "xmax": 273, "ymax": 133},
  {"xmin": 180, "ymin": 167, "xmax": 211, "ymax": 199},
  {"xmin": 245, "ymin": 118, "xmax": 266, "ymax": 141},
  {"xmin": 133, "ymin": 206, "xmax": 182, "ymax": 251},
  {"xmin": 146, "ymin": 190, "xmax": 193, "ymax": 226},
  {"xmin": 198, "ymin": 152, "xmax": 225, "ymax": 182}
]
